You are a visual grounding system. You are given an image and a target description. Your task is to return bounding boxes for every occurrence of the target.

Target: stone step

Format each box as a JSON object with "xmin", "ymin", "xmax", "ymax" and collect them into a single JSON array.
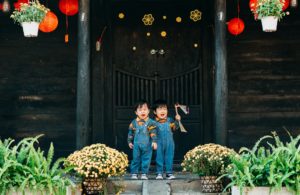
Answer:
[
  {"xmin": 70, "ymin": 173, "xmax": 230, "ymax": 195},
  {"xmin": 110, "ymin": 173, "xmax": 229, "ymax": 195}
]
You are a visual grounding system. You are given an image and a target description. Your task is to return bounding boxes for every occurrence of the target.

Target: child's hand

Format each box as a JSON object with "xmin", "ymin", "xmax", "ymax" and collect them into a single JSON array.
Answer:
[
  {"xmin": 175, "ymin": 114, "xmax": 181, "ymax": 121},
  {"xmin": 129, "ymin": 143, "xmax": 134, "ymax": 149},
  {"xmin": 152, "ymin": 142, "xmax": 157, "ymax": 150}
]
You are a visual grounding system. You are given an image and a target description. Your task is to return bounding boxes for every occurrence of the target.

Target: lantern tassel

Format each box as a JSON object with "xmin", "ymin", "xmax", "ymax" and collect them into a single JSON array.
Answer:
[
  {"xmin": 291, "ymin": 0, "xmax": 298, "ymax": 7},
  {"xmin": 65, "ymin": 14, "xmax": 69, "ymax": 43},
  {"xmin": 96, "ymin": 26, "xmax": 107, "ymax": 51}
]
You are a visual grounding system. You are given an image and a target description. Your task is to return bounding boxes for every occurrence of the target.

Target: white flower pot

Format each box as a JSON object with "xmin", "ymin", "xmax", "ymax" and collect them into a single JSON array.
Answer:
[
  {"xmin": 232, "ymin": 186, "xmax": 293, "ymax": 195},
  {"xmin": 21, "ymin": 22, "xmax": 40, "ymax": 37},
  {"xmin": 261, "ymin": 16, "xmax": 278, "ymax": 32}
]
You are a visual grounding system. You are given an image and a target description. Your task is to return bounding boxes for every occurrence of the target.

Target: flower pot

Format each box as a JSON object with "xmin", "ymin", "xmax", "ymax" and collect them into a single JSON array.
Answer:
[
  {"xmin": 21, "ymin": 22, "xmax": 40, "ymax": 37},
  {"xmin": 199, "ymin": 176, "xmax": 223, "ymax": 193},
  {"xmin": 232, "ymin": 186, "xmax": 294, "ymax": 195},
  {"xmin": 82, "ymin": 177, "xmax": 107, "ymax": 194},
  {"xmin": 261, "ymin": 16, "xmax": 278, "ymax": 32}
]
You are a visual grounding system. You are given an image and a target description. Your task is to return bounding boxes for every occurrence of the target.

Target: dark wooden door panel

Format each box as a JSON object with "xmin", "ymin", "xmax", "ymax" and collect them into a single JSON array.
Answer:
[{"xmin": 108, "ymin": 2, "xmax": 204, "ymax": 160}]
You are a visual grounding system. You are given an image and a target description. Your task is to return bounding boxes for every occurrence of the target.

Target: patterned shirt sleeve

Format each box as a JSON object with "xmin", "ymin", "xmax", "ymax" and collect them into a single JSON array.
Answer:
[
  {"xmin": 147, "ymin": 119, "xmax": 157, "ymax": 143},
  {"xmin": 169, "ymin": 117, "xmax": 180, "ymax": 131},
  {"xmin": 127, "ymin": 121, "xmax": 135, "ymax": 144}
]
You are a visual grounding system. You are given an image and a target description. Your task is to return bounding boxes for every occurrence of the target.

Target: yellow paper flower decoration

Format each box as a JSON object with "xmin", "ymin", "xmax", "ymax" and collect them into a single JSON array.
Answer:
[
  {"xmin": 142, "ymin": 14, "xmax": 154, "ymax": 25},
  {"xmin": 190, "ymin": 9, "xmax": 202, "ymax": 22},
  {"xmin": 118, "ymin": 12, "xmax": 125, "ymax": 19},
  {"xmin": 161, "ymin": 31, "xmax": 167, "ymax": 37},
  {"xmin": 176, "ymin": 17, "xmax": 182, "ymax": 23}
]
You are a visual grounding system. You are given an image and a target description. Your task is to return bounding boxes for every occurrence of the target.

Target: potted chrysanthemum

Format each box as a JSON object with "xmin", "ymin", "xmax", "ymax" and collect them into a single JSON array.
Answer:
[
  {"xmin": 252, "ymin": 0, "xmax": 288, "ymax": 32},
  {"xmin": 64, "ymin": 144, "xmax": 128, "ymax": 195},
  {"xmin": 10, "ymin": 0, "xmax": 49, "ymax": 37},
  {"xmin": 181, "ymin": 143, "xmax": 235, "ymax": 193}
]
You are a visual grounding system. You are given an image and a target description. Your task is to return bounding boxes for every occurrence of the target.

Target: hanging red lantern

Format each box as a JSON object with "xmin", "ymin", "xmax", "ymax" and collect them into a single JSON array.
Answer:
[
  {"xmin": 59, "ymin": 0, "xmax": 78, "ymax": 16},
  {"xmin": 228, "ymin": 18, "xmax": 245, "ymax": 36},
  {"xmin": 0, "ymin": 3, "xmax": 3, "ymax": 11},
  {"xmin": 281, "ymin": 0, "xmax": 290, "ymax": 11},
  {"xmin": 39, "ymin": 11, "xmax": 59, "ymax": 33},
  {"xmin": 14, "ymin": 0, "xmax": 29, "ymax": 11},
  {"xmin": 249, "ymin": 0, "xmax": 257, "ymax": 12}
]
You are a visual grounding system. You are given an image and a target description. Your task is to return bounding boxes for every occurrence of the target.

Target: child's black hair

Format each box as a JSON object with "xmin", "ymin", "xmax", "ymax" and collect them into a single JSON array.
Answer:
[
  {"xmin": 152, "ymin": 99, "xmax": 168, "ymax": 111},
  {"xmin": 134, "ymin": 100, "xmax": 150, "ymax": 111}
]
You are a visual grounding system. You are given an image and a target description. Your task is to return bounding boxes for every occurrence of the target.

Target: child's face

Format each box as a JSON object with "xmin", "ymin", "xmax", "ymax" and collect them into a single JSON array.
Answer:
[
  {"xmin": 135, "ymin": 103, "xmax": 150, "ymax": 120},
  {"xmin": 155, "ymin": 106, "xmax": 168, "ymax": 119}
]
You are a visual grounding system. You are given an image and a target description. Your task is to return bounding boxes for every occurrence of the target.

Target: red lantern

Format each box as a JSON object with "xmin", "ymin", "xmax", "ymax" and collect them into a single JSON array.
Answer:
[
  {"xmin": 281, "ymin": 0, "xmax": 290, "ymax": 11},
  {"xmin": 13, "ymin": 0, "xmax": 28, "ymax": 11},
  {"xmin": 0, "ymin": 3, "xmax": 3, "ymax": 11},
  {"xmin": 249, "ymin": 0, "xmax": 257, "ymax": 12},
  {"xmin": 228, "ymin": 18, "xmax": 245, "ymax": 36},
  {"xmin": 39, "ymin": 11, "xmax": 59, "ymax": 33},
  {"xmin": 59, "ymin": 0, "xmax": 78, "ymax": 16}
]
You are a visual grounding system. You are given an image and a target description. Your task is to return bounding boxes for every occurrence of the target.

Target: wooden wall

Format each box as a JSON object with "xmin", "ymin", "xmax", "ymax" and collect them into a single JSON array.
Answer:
[
  {"xmin": 1, "ymin": 0, "xmax": 300, "ymax": 159},
  {"xmin": 226, "ymin": 1, "xmax": 300, "ymax": 149},
  {"xmin": 0, "ymin": 1, "xmax": 78, "ymax": 158}
]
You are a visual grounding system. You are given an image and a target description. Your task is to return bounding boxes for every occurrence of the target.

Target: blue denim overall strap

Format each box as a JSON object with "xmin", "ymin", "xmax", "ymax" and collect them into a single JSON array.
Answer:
[
  {"xmin": 156, "ymin": 117, "xmax": 175, "ymax": 174},
  {"xmin": 130, "ymin": 119, "xmax": 153, "ymax": 174}
]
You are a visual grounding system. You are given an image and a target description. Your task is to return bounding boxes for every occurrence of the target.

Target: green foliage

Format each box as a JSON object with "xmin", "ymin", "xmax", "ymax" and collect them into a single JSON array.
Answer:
[
  {"xmin": 0, "ymin": 135, "xmax": 73, "ymax": 194},
  {"xmin": 254, "ymin": 0, "xmax": 286, "ymax": 20},
  {"xmin": 220, "ymin": 132, "xmax": 300, "ymax": 195},
  {"xmin": 10, "ymin": 0, "xmax": 49, "ymax": 25}
]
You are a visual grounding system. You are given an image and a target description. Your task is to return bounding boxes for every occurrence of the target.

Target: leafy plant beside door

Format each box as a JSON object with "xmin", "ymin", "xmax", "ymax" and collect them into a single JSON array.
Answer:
[
  {"xmin": 0, "ymin": 135, "xmax": 73, "ymax": 195},
  {"xmin": 220, "ymin": 131, "xmax": 300, "ymax": 195}
]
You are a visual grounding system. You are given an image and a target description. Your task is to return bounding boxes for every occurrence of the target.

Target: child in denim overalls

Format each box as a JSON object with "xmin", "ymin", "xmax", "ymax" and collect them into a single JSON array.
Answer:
[
  {"xmin": 153, "ymin": 99, "xmax": 181, "ymax": 180},
  {"xmin": 128, "ymin": 100, "xmax": 157, "ymax": 180}
]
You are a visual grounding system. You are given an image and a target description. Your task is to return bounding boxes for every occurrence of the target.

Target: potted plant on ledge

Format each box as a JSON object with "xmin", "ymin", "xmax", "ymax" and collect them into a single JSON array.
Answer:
[
  {"xmin": 221, "ymin": 131, "xmax": 300, "ymax": 195},
  {"xmin": 252, "ymin": 0, "xmax": 288, "ymax": 32},
  {"xmin": 64, "ymin": 143, "xmax": 129, "ymax": 195},
  {"xmin": 10, "ymin": 0, "xmax": 49, "ymax": 37},
  {"xmin": 181, "ymin": 143, "xmax": 235, "ymax": 193}
]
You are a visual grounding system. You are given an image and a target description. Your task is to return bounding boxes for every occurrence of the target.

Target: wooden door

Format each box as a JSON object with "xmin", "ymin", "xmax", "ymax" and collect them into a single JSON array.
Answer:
[{"xmin": 109, "ymin": 2, "xmax": 205, "ymax": 162}]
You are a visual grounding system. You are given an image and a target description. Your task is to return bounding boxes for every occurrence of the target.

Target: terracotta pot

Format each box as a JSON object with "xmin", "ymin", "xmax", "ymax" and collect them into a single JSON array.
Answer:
[
  {"xmin": 21, "ymin": 22, "xmax": 40, "ymax": 37},
  {"xmin": 261, "ymin": 16, "xmax": 278, "ymax": 32}
]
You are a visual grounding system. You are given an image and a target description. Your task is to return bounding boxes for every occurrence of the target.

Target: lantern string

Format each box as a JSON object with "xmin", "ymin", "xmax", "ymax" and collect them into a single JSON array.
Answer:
[
  {"xmin": 237, "ymin": 0, "xmax": 240, "ymax": 19},
  {"xmin": 98, "ymin": 26, "xmax": 107, "ymax": 43}
]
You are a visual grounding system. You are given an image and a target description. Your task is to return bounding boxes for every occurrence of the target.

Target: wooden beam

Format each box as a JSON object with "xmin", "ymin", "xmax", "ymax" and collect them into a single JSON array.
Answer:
[
  {"xmin": 76, "ymin": 0, "xmax": 91, "ymax": 149},
  {"xmin": 214, "ymin": 0, "xmax": 227, "ymax": 145}
]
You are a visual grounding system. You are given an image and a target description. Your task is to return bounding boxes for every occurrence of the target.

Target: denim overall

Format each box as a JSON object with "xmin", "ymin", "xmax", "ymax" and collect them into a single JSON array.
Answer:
[
  {"xmin": 156, "ymin": 117, "xmax": 175, "ymax": 174},
  {"xmin": 130, "ymin": 119, "xmax": 153, "ymax": 174}
]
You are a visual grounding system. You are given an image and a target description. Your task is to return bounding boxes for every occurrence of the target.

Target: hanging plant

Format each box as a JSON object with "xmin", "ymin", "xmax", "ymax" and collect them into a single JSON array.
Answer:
[
  {"xmin": 251, "ymin": 0, "xmax": 289, "ymax": 32},
  {"xmin": 10, "ymin": 0, "xmax": 49, "ymax": 37}
]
